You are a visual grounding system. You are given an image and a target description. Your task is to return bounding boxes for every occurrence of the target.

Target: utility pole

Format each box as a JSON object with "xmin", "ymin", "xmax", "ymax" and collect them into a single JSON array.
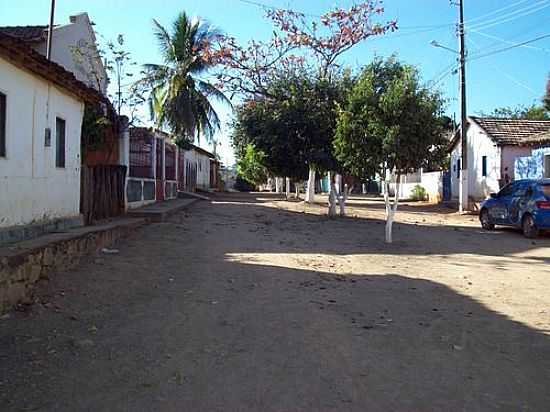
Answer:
[
  {"xmin": 46, "ymin": 0, "xmax": 56, "ymax": 60},
  {"xmin": 458, "ymin": 0, "xmax": 469, "ymax": 212}
]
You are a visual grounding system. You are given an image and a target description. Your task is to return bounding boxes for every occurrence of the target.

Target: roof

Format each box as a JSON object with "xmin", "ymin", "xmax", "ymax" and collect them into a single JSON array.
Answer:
[
  {"xmin": 190, "ymin": 144, "xmax": 216, "ymax": 159},
  {"xmin": 525, "ymin": 130, "xmax": 550, "ymax": 146},
  {"xmin": 0, "ymin": 31, "xmax": 103, "ymax": 104},
  {"xmin": 0, "ymin": 25, "xmax": 48, "ymax": 42},
  {"xmin": 469, "ymin": 116, "xmax": 550, "ymax": 146}
]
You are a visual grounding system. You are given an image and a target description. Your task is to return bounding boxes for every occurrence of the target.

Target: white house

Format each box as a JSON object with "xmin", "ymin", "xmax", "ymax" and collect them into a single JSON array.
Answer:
[
  {"xmin": 0, "ymin": 31, "xmax": 103, "ymax": 232},
  {"xmin": 0, "ymin": 12, "xmax": 108, "ymax": 94},
  {"xmin": 183, "ymin": 145, "xmax": 214, "ymax": 191},
  {"xmin": 450, "ymin": 116, "xmax": 550, "ymax": 201}
]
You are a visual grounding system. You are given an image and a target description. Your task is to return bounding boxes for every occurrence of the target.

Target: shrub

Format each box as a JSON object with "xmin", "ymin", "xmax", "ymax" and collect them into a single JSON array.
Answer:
[{"xmin": 411, "ymin": 184, "xmax": 427, "ymax": 201}]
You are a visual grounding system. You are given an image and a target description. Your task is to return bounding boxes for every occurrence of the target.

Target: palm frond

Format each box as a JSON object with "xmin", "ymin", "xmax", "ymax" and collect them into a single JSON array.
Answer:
[{"xmin": 152, "ymin": 19, "xmax": 176, "ymax": 63}]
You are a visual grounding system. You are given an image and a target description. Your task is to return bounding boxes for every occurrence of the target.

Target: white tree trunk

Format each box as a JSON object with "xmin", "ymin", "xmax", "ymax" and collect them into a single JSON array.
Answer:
[
  {"xmin": 305, "ymin": 167, "xmax": 316, "ymax": 203},
  {"xmin": 275, "ymin": 177, "xmax": 283, "ymax": 194},
  {"xmin": 339, "ymin": 184, "xmax": 349, "ymax": 216},
  {"xmin": 295, "ymin": 183, "xmax": 300, "ymax": 200},
  {"xmin": 285, "ymin": 177, "xmax": 291, "ymax": 199},
  {"xmin": 335, "ymin": 174, "xmax": 342, "ymax": 195},
  {"xmin": 328, "ymin": 172, "xmax": 337, "ymax": 218},
  {"xmin": 384, "ymin": 173, "xmax": 400, "ymax": 244}
]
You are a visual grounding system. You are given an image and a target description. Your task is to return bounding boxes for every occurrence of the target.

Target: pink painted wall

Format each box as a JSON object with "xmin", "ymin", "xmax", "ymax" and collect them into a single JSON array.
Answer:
[{"xmin": 501, "ymin": 146, "xmax": 532, "ymax": 181}]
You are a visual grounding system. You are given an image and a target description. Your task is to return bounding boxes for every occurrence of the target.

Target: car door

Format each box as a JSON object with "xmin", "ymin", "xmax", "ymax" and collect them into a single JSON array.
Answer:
[
  {"xmin": 490, "ymin": 182, "xmax": 516, "ymax": 224},
  {"xmin": 507, "ymin": 182, "xmax": 530, "ymax": 226}
]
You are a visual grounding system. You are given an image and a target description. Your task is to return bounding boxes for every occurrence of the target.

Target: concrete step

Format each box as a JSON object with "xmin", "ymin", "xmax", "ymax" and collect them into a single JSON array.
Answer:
[
  {"xmin": 128, "ymin": 198, "xmax": 200, "ymax": 222},
  {"xmin": 177, "ymin": 191, "xmax": 211, "ymax": 201}
]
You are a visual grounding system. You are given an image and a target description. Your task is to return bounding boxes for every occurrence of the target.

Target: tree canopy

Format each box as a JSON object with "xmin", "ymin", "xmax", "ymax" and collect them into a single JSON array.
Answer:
[
  {"xmin": 334, "ymin": 58, "xmax": 447, "ymax": 181},
  {"xmin": 477, "ymin": 104, "xmax": 549, "ymax": 121},
  {"xmin": 236, "ymin": 144, "xmax": 269, "ymax": 187},
  {"xmin": 232, "ymin": 70, "xmax": 350, "ymax": 181}
]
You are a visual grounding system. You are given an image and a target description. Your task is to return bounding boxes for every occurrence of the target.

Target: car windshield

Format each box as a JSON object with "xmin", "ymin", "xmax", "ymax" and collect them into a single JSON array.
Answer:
[{"xmin": 541, "ymin": 184, "xmax": 550, "ymax": 198}]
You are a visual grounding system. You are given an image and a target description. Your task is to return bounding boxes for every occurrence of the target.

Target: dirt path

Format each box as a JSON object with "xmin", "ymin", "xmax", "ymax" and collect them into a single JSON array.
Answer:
[{"xmin": 1, "ymin": 192, "xmax": 550, "ymax": 411}]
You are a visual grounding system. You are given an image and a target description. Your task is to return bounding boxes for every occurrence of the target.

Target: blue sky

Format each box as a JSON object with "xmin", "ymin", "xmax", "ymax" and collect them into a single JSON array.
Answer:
[{"xmin": 1, "ymin": 0, "xmax": 549, "ymax": 165}]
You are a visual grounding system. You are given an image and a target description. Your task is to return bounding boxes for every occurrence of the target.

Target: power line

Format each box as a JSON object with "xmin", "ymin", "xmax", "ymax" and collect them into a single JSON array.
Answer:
[
  {"xmin": 464, "ymin": 0, "xmax": 532, "ymax": 24},
  {"xmin": 469, "ymin": 28, "xmax": 550, "ymax": 53},
  {"xmin": 467, "ymin": 37, "xmax": 540, "ymax": 96},
  {"xmin": 467, "ymin": 0, "xmax": 550, "ymax": 31},
  {"xmin": 468, "ymin": 32, "xmax": 550, "ymax": 61}
]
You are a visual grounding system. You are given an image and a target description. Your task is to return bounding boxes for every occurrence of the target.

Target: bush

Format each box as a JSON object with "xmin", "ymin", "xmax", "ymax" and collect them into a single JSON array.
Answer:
[{"xmin": 411, "ymin": 184, "xmax": 427, "ymax": 201}]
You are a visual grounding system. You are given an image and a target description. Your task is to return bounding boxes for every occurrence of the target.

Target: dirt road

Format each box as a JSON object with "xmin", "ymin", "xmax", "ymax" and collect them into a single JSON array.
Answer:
[{"xmin": 1, "ymin": 193, "xmax": 550, "ymax": 411}]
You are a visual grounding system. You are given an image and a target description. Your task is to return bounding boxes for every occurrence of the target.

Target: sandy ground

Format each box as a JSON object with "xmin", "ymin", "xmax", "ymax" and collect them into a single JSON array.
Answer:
[{"xmin": 1, "ymin": 192, "xmax": 550, "ymax": 411}]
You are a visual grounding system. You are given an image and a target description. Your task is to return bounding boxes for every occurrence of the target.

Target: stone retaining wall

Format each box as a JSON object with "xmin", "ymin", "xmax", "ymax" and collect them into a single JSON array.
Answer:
[{"xmin": 0, "ymin": 219, "xmax": 145, "ymax": 313}]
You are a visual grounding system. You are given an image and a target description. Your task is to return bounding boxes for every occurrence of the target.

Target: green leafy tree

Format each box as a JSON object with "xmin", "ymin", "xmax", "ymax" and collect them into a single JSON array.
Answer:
[
  {"xmin": 478, "ymin": 104, "xmax": 549, "ymax": 120},
  {"xmin": 334, "ymin": 57, "xmax": 447, "ymax": 243},
  {"xmin": 138, "ymin": 12, "xmax": 230, "ymax": 143},
  {"xmin": 236, "ymin": 144, "xmax": 269, "ymax": 188}
]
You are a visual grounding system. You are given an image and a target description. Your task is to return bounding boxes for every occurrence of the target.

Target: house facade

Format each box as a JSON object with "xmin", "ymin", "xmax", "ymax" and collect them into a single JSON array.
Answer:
[
  {"xmin": 0, "ymin": 32, "xmax": 103, "ymax": 231},
  {"xmin": 0, "ymin": 13, "xmax": 108, "ymax": 94},
  {"xmin": 127, "ymin": 128, "xmax": 217, "ymax": 208},
  {"xmin": 450, "ymin": 117, "xmax": 550, "ymax": 200}
]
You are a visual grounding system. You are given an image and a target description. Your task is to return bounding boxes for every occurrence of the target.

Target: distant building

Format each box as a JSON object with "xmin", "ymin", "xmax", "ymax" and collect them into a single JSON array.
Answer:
[
  {"xmin": 449, "ymin": 117, "xmax": 550, "ymax": 200},
  {"xmin": 127, "ymin": 128, "xmax": 218, "ymax": 208}
]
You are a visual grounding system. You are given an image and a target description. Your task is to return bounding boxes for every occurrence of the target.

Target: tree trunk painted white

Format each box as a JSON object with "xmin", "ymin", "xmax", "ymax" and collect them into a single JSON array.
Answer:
[
  {"xmin": 305, "ymin": 167, "xmax": 316, "ymax": 203},
  {"xmin": 339, "ymin": 184, "xmax": 349, "ymax": 216},
  {"xmin": 328, "ymin": 172, "xmax": 337, "ymax": 218},
  {"xmin": 335, "ymin": 174, "xmax": 342, "ymax": 195},
  {"xmin": 285, "ymin": 177, "xmax": 291, "ymax": 199},
  {"xmin": 275, "ymin": 177, "xmax": 283, "ymax": 194},
  {"xmin": 384, "ymin": 173, "xmax": 400, "ymax": 244},
  {"xmin": 295, "ymin": 183, "xmax": 300, "ymax": 200}
]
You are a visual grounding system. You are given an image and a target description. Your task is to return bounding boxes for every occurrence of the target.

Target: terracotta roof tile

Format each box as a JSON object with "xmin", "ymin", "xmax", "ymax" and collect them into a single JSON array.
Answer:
[
  {"xmin": 0, "ymin": 26, "xmax": 48, "ymax": 42},
  {"xmin": 470, "ymin": 116, "xmax": 550, "ymax": 146}
]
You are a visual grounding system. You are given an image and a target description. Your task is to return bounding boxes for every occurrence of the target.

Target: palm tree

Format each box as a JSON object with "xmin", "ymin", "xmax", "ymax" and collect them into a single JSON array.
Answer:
[{"xmin": 140, "ymin": 12, "xmax": 229, "ymax": 143}]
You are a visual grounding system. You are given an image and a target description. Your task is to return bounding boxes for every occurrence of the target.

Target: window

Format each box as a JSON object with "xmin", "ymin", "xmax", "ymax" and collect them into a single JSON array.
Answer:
[
  {"xmin": 0, "ymin": 92, "xmax": 6, "ymax": 157},
  {"xmin": 498, "ymin": 182, "xmax": 516, "ymax": 197},
  {"xmin": 482, "ymin": 156, "xmax": 487, "ymax": 177},
  {"xmin": 456, "ymin": 159, "xmax": 461, "ymax": 178},
  {"xmin": 55, "ymin": 117, "xmax": 66, "ymax": 168}
]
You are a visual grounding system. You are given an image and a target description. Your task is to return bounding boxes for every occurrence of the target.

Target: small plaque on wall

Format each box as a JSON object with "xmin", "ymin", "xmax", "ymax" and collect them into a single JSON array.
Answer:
[{"xmin": 44, "ymin": 128, "xmax": 51, "ymax": 147}]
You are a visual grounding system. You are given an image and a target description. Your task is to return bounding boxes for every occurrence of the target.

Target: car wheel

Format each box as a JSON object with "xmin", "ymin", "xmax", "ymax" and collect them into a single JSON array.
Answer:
[
  {"xmin": 480, "ymin": 209, "xmax": 495, "ymax": 230},
  {"xmin": 522, "ymin": 214, "xmax": 539, "ymax": 239}
]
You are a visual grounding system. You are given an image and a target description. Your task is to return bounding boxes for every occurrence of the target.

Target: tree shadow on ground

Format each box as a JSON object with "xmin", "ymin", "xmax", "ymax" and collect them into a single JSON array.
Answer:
[
  {"xmin": 0, "ymin": 192, "xmax": 549, "ymax": 411},
  {"xmin": 212, "ymin": 192, "xmax": 550, "ymax": 259}
]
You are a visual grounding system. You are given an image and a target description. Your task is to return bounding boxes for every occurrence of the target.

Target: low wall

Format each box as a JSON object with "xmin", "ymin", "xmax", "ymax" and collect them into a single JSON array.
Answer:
[
  {"xmin": 0, "ymin": 218, "xmax": 145, "ymax": 313},
  {"xmin": 385, "ymin": 171, "xmax": 443, "ymax": 202},
  {"xmin": 127, "ymin": 178, "xmax": 156, "ymax": 209},
  {"xmin": 422, "ymin": 171, "xmax": 444, "ymax": 203}
]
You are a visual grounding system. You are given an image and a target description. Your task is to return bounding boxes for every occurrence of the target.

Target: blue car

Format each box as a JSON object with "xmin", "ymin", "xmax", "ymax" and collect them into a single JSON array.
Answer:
[{"xmin": 479, "ymin": 179, "xmax": 550, "ymax": 238}]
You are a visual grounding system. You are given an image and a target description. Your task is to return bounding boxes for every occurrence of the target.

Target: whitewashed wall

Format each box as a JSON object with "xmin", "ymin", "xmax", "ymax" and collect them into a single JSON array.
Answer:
[
  {"xmin": 33, "ymin": 13, "xmax": 108, "ymax": 94},
  {"xmin": 184, "ymin": 148, "xmax": 211, "ymax": 190},
  {"xmin": 450, "ymin": 123, "xmax": 501, "ymax": 200},
  {"xmin": 0, "ymin": 58, "xmax": 84, "ymax": 228}
]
